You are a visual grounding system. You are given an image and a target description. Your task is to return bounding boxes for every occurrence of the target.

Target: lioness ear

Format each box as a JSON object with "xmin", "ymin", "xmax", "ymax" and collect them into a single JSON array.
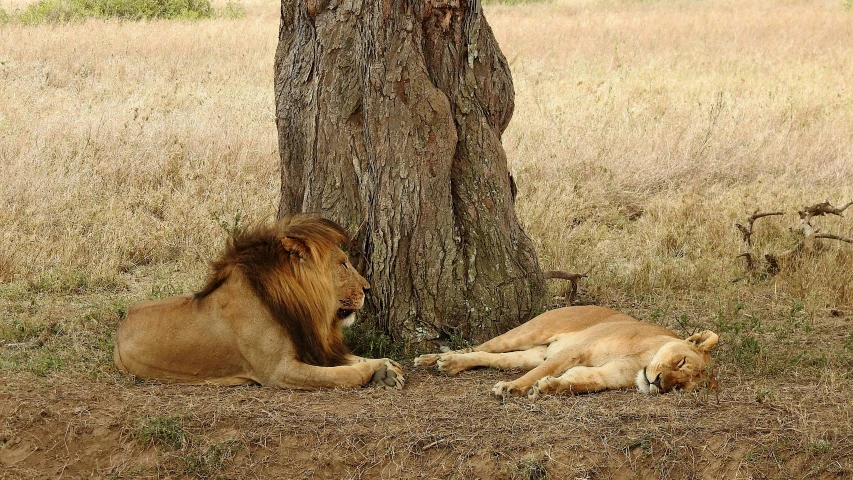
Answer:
[
  {"xmin": 686, "ymin": 331, "xmax": 719, "ymax": 351},
  {"xmin": 282, "ymin": 237, "xmax": 310, "ymax": 261}
]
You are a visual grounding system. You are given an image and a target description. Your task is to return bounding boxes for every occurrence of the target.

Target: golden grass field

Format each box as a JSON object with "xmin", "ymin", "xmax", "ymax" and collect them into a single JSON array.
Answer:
[{"xmin": 2, "ymin": 0, "xmax": 853, "ymax": 478}]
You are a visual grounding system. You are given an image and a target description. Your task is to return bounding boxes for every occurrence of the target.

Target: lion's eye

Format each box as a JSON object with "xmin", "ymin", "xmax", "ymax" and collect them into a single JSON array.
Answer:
[{"xmin": 677, "ymin": 357, "xmax": 687, "ymax": 369}]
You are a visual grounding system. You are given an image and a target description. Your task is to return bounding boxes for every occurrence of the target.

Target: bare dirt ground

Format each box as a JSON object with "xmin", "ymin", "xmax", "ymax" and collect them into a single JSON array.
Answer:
[{"xmin": 2, "ymin": 362, "xmax": 852, "ymax": 479}]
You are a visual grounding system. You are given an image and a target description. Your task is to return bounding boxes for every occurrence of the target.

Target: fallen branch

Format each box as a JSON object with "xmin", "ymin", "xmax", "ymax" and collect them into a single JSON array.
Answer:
[
  {"xmin": 795, "ymin": 200, "xmax": 853, "ymax": 236},
  {"xmin": 543, "ymin": 270, "xmax": 589, "ymax": 305},
  {"xmin": 738, "ymin": 200, "xmax": 852, "ymax": 275},
  {"xmin": 814, "ymin": 233, "xmax": 853, "ymax": 244},
  {"xmin": 734, "ymin": 210, "xmax": 784, "ymax": 271}
]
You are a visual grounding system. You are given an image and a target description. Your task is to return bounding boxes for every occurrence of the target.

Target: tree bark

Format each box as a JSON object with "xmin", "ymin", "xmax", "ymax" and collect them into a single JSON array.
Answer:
[{"xmin": 275, "ymin": 0, "xmax": 546, "ymax": 343}]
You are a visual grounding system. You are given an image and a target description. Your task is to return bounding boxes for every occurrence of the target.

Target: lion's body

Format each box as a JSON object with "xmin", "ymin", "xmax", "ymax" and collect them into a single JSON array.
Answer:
[
  {"xmin": 114, "ymin": 216, "xmax": 403, "ymax": 390},
  {"xmin": 414, "ymin": 306, "xmax": 717, "ymax": 397}
]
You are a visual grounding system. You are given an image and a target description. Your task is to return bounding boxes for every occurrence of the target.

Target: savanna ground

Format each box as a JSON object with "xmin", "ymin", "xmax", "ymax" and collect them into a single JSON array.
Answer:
[{"xmin": 2, "ymin": 0, "xmax": 853, "ymax": 477}]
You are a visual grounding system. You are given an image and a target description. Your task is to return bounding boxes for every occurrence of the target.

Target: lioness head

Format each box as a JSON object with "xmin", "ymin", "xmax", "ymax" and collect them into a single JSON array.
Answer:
[
  {"xmin": 332, "ymin": 249, "xmax": 370, "ymax": 327},
  {"xmin": 636, "ymin": 330, "xmax": 719, "ymax": 394}
]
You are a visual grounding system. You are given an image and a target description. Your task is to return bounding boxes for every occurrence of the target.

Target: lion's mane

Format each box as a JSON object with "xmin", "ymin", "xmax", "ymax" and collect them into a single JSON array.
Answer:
[{"xmin": 195, "ymin": 216, "xmax": 352, "ymax": 367}]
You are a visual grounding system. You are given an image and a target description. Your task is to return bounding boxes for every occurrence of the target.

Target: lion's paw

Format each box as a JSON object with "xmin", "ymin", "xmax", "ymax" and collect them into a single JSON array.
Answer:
[
  {"xmin": 413, "ymin": 353, "xmax": 441, "ymax": 367},
  {"xmin": 529, "ymin": 377, "xmax": 555, "ymax": 400},
  {"xmin": 491, "ymin": 381, "xmax": 527, "ymax": 398},
  {"xmin": 369, "ymin": 359, "xmax": 405, "ymax": 390}
]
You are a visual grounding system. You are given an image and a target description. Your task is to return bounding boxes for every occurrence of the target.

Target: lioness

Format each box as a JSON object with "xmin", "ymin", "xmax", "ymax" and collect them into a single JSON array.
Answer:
[
  {"xmin": 415, "ymin": 306, "xmax": 717, "ymax": 398},
  {"xmin": 114, "ymin": 216, "xmax": 404, "ymax": 390}
]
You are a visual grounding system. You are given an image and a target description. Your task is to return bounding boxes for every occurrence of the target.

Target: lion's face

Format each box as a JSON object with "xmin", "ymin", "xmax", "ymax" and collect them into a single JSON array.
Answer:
[
  {"xmin": 636, "ymin": 331, "xmax": 719, "ymax": 394},
  {"xmin": 331, "ymin": 249, "xmax": 370, "ymax": 327}
]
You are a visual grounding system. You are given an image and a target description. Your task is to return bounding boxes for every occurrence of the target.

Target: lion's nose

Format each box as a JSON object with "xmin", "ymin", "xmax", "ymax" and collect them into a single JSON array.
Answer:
[{"xmin": 651, "ymin": 373, "xmax": 662, "ymax": 389}]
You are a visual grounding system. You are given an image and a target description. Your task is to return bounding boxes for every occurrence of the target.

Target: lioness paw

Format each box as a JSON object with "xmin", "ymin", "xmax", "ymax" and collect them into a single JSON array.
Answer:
[
  {"xmin": 435, "ymin": 356, "xmax": 466, "ymax": 376},
  {"xmin": 529, "ymin": 377, "xmax": 555, "ymax": 400},
  {"xmin": 369, "ymin": 360, "xmax": 405, "ymax": 389},
  {"xmin": 491, "ymin": 381, "xmax": 527, "ymax": 398},
  {"xmin": 413, "ymin": 353, "xmax": 441, "ymax": 367}
]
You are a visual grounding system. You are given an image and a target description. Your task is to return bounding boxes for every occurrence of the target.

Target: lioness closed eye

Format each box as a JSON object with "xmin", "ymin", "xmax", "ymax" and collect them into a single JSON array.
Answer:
[
  {"xmin": 414, "ymin": 306, "xmax": 717, "ymax": 398},
  {"xmin": 114, "ymin": 215, "xmax": 404, "ymax": 390}
]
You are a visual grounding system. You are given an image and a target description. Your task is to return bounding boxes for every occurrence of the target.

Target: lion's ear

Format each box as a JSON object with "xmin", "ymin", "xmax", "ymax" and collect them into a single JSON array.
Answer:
[
  {"xmin": 686, "ymin": 331, "xmax": 719, "ymax": 351},
  {"xmin": 282, "ymin": 237, "xmax": 310, "ymax": 260}
]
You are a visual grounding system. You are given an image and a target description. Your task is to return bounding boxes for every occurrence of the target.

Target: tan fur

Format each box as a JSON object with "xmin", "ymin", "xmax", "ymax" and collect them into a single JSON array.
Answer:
[
  {"xmin": 114, "ymin": 216, "xmax": 404, "ymax": 390},
  {"xmin": 414, "ymin": 306, "xmax": 718, "ymax": 398}
]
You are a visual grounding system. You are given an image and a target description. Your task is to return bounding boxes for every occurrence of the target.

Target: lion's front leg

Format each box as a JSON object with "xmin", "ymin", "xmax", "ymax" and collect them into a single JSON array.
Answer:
[
  {"xmin": 346, "ymin": 355, "xmax": 405, "ymax": 389},
  {"xmin": 268, "ymin": 357, "xmax": 403, "ymax": 390}
]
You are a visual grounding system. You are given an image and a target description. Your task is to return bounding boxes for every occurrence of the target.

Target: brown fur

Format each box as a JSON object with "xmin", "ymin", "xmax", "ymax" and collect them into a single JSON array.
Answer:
[
  {"xmin": 196, "ymin": 217, "xmax": 350, "ymax": 366},
  {"xmin": 113, "ymin": 215, "xmax": 404, "ymax": 390},
  {"xmin": 414, "ymin": 306, "xmax": 718, "ymax": 398}
]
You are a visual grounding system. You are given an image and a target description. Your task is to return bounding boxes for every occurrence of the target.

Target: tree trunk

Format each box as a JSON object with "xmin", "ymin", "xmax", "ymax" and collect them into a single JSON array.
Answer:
[{"xmin": 275, "ymin": 0, "xmax": 546, "ymax": 343}]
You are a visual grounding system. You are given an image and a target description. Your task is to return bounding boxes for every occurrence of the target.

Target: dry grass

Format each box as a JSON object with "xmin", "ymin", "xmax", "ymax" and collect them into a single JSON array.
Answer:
[
  {"xmin": 494, "ymin": 0, "xmax": 853, "ymax": 313},
  {"xmin": 1, "ymin": 0, "xmax": 853, "ymax": 477}
]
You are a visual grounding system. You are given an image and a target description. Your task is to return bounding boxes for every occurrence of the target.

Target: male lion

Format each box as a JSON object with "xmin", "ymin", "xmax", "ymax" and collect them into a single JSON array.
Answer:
[
  {"xmin": 414, "ymin": 306, "xmax": 717, "ymax": 398},
  {"xmin": 114, "ymin": 216, "xmax": 404, "ymax": 390}
]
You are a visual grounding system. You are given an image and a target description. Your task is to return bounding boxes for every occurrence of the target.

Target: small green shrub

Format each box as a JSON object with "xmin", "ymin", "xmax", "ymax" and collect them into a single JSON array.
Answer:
[
  {"xmin": 0, "ymin": 7, "xmax": 9, "ymax": 25},
  {"xmin": 344, "ymin": 322, "xmax": 404, "ymax": 360},
  {"xmin": 19, "ymin": 0, "xmax": 215, "ymax": 24},
  {"xmin": 811, "ymin": 439, "xmax": 832, "ymax": 454},
  {"xmin": 134, "ymin": 416, "xmax": 186, "ymax": 450},
  {"xmin": 214, "ymin": 210, "xmax": 243, "ymax": 237}
]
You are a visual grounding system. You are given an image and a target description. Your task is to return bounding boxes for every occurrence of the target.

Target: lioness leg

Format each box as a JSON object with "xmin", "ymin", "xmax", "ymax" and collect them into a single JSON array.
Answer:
[
  {"xmin": 414, "ymin": 348, "xmax": 474, "ymax": 367},
  {"xmin": 415, "ymin": 318, "xmax": 565, "ymax": 368},
  {"xmin": 528, "ymin": 359, "xmax": 637, "ymax": 398},
  {"xmin": 432, "ymin": 347, "xmax": 548, "ymax": 376},
  {"xmin": 269, "ymin": 358, "xmax": 404, "ymax": 390},
  {"xmin": 491, "ymin": 346, "xmax": 586, "ymax": 397}
]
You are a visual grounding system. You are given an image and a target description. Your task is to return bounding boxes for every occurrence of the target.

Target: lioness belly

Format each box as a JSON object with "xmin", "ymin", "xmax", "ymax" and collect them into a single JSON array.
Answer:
[{"xmin": 544, "ymin": 320, "xmax": 665, "ymax": 368}]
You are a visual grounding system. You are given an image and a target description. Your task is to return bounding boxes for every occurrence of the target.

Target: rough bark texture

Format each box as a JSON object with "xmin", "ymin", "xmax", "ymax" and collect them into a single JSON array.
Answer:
[{"xmin": 275, "ymin": 0, "xmax": 546, "ymax": 343}]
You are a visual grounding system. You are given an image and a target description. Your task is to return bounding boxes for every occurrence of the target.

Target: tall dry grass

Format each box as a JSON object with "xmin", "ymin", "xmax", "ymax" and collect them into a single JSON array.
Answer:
[
  {"xmin": 0, "ymin": 0, "xmax": 281, "ymax": 290},
  {"xmin": 0, "ymin": 0, "xmax": 851, "ymax": 374},
  {"xmin": 492, "ymin": 0, "xmax": 853, "ymax": 316}
]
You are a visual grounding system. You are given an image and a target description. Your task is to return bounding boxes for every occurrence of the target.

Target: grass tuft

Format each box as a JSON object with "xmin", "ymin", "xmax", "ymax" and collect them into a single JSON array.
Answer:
[
  {"xmin": 134, "ymin": 416, "xmax": 187, "ymax": 450},
  {"xmin": 178, "ymin": 440, "xmax": 243, "ymax": 477},
  {"xmin": 511, "ymin": 454, "xmax": 550, "ymax": 480}
]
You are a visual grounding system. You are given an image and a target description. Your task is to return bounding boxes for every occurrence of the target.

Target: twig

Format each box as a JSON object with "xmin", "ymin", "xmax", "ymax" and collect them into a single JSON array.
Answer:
[
  {"xmin": 543, "ymin": 270, "xmax": 589, "ymax": 305},
  {"xmin": 814, "ymin": 233, "xmax": 853, "ymax": 244}
]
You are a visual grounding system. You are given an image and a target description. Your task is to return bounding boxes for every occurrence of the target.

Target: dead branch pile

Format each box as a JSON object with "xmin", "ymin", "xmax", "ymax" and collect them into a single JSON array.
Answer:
[{"xmin": 736, "ymin": 200, "xmax": 852, "ymax": 275}]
